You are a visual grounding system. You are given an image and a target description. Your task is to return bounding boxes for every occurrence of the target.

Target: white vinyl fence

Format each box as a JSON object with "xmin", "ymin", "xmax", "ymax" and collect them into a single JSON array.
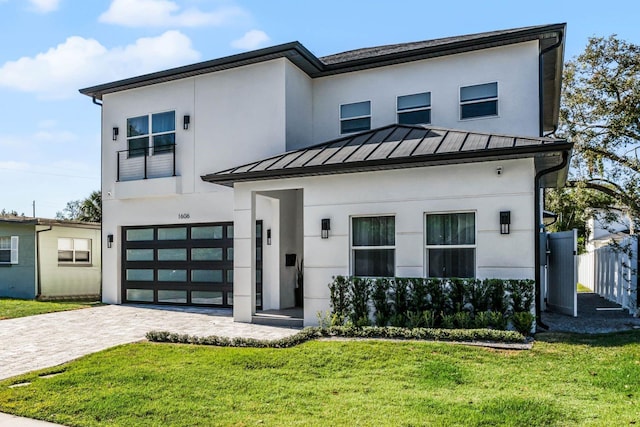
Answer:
[{"xmin": 578, "ymin": 236, "xmax": 638, "ymax": 315}]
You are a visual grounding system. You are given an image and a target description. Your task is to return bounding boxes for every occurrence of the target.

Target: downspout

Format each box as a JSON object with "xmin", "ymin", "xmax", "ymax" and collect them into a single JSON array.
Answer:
[
  {"xmin": 92, "ymin": 96, "xmax": 103, "ymax": 106},
  {"xmin": 534, "ymin": 150, "xmax": 569, "ymax": 329},
  {"xmin": 35, "ymin": 226, "xmax": 53, "ymax": 298},
  {"xmin": 538, "ymin": 31, "xmax": 564, "ymax": 137}
]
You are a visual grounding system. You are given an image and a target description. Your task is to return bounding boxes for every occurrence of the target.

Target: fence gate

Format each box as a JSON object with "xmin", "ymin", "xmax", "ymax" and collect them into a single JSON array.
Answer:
[{"xmin": 547, "ymin": 229, "xmax": 578, "ymax": 317}]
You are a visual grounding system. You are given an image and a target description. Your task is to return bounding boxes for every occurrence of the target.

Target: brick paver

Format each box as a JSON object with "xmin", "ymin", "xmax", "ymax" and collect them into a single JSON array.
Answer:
[{"xmin": 0, "ymin": 304, "xmax": 299, "ymax": 381}]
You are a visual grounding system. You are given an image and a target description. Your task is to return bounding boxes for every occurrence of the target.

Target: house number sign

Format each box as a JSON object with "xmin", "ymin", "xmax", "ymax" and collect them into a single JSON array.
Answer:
[{"xmin": 178, "ymin": 213, "xmax": 190, "ymax": 219}]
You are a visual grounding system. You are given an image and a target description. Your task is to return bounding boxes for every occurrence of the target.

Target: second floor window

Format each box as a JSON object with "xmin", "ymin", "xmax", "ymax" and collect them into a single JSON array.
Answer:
[
  {"xmin": 340, "ymin": 101, "xmax": 371, "ymax": 134},
  {"xmin": 127, "ymin": 111, "xmax": 175, "ymax": 158},
  {"xmin": 460, "ymin": 82, "xmax": 498, "ymax": 120},
  {"xmin": 397, "ymin": 92, "xmax": 431, "ymax": 125}
]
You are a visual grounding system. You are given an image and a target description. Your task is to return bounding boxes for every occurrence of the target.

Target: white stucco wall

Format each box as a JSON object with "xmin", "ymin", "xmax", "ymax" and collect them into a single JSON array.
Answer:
[
  {"xmin": 234, "ymin": 157, "xmax": 536, "ymax": 325},
  {"xmin": 100, "ymin": 59, "xmax": 291, "ymax": 304},
  {"xmin": 312, "ymin": 41, "xmax": 540, "ymax": 143}
]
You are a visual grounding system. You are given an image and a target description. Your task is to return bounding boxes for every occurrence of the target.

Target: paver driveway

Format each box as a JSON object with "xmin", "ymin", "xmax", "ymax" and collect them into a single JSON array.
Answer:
[{"xmin": 0, "ymin": 304, "xmax": 299, "ymax": 380}]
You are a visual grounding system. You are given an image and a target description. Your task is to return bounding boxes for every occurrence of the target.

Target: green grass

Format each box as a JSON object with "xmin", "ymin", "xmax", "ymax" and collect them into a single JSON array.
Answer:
[
  {"xmin": 0, "ymin": 331, "xmax": 638, "ymax": 426},
  {"xmin": 577, "ymin": 283, "xmax": 593, "ymax": 293},
  {"xmin": 0, "ymin": 298, "xmax": 98, "ymax": 320}
]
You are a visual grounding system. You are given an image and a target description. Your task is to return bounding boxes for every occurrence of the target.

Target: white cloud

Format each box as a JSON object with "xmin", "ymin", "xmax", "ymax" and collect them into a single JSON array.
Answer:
[
  {"xmin": 28, "ymin": 0, "xmax": 60, "ymax": 13},
  {"xmin": 33, "ymin": 130, "xmax": 77, "ymax": 142},
  {"xmin": 231, "ymin": 29, "xmax": 270, "ymax": 50},
  {"xmin": 99, "ymin": 0, "xmax": 246, "ymax": 28},
  {"xmin": 0, "ymin": 30, "xmax": 200, "ymax": 99}
]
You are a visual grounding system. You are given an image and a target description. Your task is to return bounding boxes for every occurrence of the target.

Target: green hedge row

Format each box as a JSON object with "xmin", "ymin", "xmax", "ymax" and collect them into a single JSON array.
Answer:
[
  {"xmin": 328, "ymin": 276, "xmax": 535, "ymax": 334},
  {"xmin": 146, "ymin": 326, "xmax": 527, "ymax": 347}
]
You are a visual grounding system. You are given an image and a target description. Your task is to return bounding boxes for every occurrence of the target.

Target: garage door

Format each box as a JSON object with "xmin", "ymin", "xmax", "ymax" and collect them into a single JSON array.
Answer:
[{"xmin": 121, "ymin": 222, "xmax": 263, "ymax": 308}]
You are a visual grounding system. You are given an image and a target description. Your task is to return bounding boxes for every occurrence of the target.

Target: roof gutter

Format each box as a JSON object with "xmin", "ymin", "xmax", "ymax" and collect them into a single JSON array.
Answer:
[
  {"xmin": 534, "ymin": 150, "xmax": 569, "ymax": 330},
  {"xmin": 538, "ymin": 29, "xmax": 564, "ymax": 136}
]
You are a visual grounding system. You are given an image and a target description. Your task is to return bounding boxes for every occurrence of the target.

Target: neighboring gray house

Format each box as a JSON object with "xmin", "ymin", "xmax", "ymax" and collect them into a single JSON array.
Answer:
[{"xmin": 0, "ymin": 216, "xmax": 101, "ymax": 300}]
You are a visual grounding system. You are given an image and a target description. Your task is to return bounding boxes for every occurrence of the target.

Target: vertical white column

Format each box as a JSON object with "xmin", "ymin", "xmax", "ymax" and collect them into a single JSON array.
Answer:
[{"xmin": 233, "ymin": 187, "xmax": 256, "ymax": 322}]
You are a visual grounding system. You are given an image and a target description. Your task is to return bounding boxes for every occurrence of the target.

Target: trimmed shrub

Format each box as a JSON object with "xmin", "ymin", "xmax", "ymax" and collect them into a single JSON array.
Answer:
[
  {"xmin": 511, "ymin": 311, "xmax": 535, "ymax": 336},
  {"xmin": 485, "ymin": 278, "xmax": 508, "ymax": 314},
  {"xmin": 329, "ymin": 275, "xmax": 350, "ymax": 325},
  {"xmin": 508, "ymin": 279, "xmax": 535, "ymax": 313},
  {"xmin": 146, "ymin": 326, "xmax": 527, "ymax": 348},
  {"xmin": 371, "ymin": 278, "xmax": 392, "ymax": 326},
  {"xmin": 350, "ymin": 277, "xmax": 371, "ymax": 326},
  {"xmin": 327, "ymin": 276, "xmax": 534, "ymax": 334}
]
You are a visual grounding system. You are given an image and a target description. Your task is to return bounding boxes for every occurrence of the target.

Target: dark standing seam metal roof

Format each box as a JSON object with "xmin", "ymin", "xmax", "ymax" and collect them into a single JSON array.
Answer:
[{"xmin": 201, "ymin": 124, "xmax": 573, "ymax": 187}]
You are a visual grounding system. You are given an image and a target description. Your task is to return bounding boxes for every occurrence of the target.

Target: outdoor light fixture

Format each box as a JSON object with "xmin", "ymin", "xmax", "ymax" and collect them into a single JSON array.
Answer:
[
  {"xmin": 266, "ymin": 229, "xmax": 272, "ymax": 245},
  {"xmin": 112, "ymin": 127, "xmax": 119, "ymax": 141},
  {"xmin": 183, "ymin": 115, "xmax": 190, "ymax": 130},
  {"xmin": 500, "ymin": 211, "xmax": 511, "ymax": 235},
  {"xmin": 107, "ymin": 234, "xmax": 114, "ymax": 248},
  {"xmin": 321, "ymin": 218, "xmax": 330, "ymax": 239}
]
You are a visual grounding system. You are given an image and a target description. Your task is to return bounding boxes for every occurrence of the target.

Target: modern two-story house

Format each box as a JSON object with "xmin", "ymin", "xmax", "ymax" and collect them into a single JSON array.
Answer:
[{"xmin": 80, "ymin": 23, "xmax": 571, "ymax": 326}]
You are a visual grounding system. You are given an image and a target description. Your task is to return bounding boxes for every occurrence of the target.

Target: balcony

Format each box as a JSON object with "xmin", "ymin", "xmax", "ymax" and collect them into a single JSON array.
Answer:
[{"xmin": 117, "ymin": 144, "xmax": 176, "ymax": 181}]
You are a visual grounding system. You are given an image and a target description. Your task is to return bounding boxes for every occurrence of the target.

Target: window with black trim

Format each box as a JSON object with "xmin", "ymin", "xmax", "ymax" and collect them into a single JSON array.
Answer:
[
  {"xmin": 426, "ymin": 212, "xmax": 475, "ymax": 278},
  {"xmin": 397, "ymin": 92, "xmax": 431, "ymax": 125},
  {"xmin": 460, "ymin": 82, "xmax": 498, "ymax": 119},
  {"xmin": 127, "ymin": 111, "xmax": 175, "ymax": 158},
  {"xmin": 352, "ymin": 216, "xmax": 395, "ymax": 277},
  {"xmin": 340, "ymin": 101, "xmax": 371, "ymax": 134},
  {"xmin": 58, "ymin": 238, "xmax": 91, "ymax": 264},
  {"xmin": 0, "ymin": 236, "xmax": 18, "ymax": 264}
]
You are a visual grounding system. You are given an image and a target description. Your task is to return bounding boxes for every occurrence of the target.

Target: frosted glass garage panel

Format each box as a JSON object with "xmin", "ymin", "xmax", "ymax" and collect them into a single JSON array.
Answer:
[
  {"xmin": 191, "ymin": 248, "xmax": 223, "ymax": 261},
  {"xmin": 126, "ymin": 289, "xmax": 154, "ymax": 302},
  {"xmin": 126, "ymin": 229, "xmax": 154, "ymax": 241},
  {"xmin": 158, "ymin": 269, "xmax": 187, "ymax": 282},
  {"xmin": 191, "ymin": 226, "xmax": 223, "ymax": 239},
  {"xmin": 158, "ymin": 248, "xmax": 187, "ymax": 261},
  {"xmin": 191, "ymin": 269, "xmax": 223, "ymax": 283},
  {"xmin": 158, "ymin": 227, "xmax": 187, "ymax": 240},
  {"xmin": 192, "ymin": 291, "xmax": 223, "ymax": 305},
  {"xmin": 126, "ymin": 249, "xmax": 154, "ymax": 261},
  {"xmin": 126, "ymin": 269, "xmax": 154, "ymax": 281},
  {"xmin": 158, "ymin": 290, "xmax": 187, "ymax": 303}
]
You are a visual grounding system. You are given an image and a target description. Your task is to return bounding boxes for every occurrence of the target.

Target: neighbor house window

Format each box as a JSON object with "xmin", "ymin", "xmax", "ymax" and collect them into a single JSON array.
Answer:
[
  {"xmin": 58, "ymin": 238, "xmax": 91, "ymax": 264},
  {"xmin": 426, "ymin": 212, "xmax": 475, "ymax": 278},
  {"xmin": 397, "ymin": 92, "xmax": 431, "ymax": 125},
  {"xmin": 340, "ymin": 101, "xmax": 371, "ymax": 134},
  {"xmin": 127, "ymin": 111, "xmax": 175, "ymax": 158},
  {"xmin": 352, "ymin": 216, "xmax": 395, "ymax": 277},
  {"xmin": 0, "ymin": 236, "xmax": 18, "ymax": 264},
  {"xmin": 460, "ymin": 82, "xmax": 498, "ymax": 119}
]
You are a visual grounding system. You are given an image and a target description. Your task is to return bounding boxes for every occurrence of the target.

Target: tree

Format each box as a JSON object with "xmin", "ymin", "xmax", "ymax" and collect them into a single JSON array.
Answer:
[
  {"xmin": 56, "ymin": 191, "xmax": 101, "ymax": 222},
  {"xmin": 549, "ymin": 35, "xmax": 640, "ymax": 239},
  {"xmin": 0, "ymin": 209, "xmax": 23, "ymax": 216}
]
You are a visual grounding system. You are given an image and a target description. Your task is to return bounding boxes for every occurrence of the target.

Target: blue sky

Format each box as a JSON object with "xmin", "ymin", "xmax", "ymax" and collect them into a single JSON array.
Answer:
[{"xmin": 0, "ymin": 0, "xmax": 638, "ymax": 218}]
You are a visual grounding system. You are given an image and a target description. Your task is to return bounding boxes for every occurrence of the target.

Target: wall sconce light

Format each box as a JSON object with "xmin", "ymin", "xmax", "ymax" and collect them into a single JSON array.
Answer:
[
  {"xmin": 107, "ymin": 234, "xmax": 114, "ymax": 248},
  {"xmin": 183, "ymin": 115, "xmax": 190, "ymax": 130},
  {"xmin": 266, "ymin": 229, "xmax": 271, "ymax": 245},
  {"xmin": 112, "ymin": 127, "xmax": 119, "ymax": 141},
  {"xmin": 500, "ymin": 211, "xmax": 511, "ymax": 235},
  {"xmin": 321, "ymin": 218, "xmax": 330, "ymax": 239}
]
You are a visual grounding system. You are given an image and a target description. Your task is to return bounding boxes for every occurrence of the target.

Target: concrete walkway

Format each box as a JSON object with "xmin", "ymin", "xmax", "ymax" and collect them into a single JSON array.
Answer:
[{"xmin": 0, "ymin": 304, "xmax": 299, "ymax": 381}]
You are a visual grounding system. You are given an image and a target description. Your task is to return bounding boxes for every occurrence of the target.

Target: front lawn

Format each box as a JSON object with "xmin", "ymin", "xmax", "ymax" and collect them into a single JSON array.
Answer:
[
  {"xmin": 0, "ymin": 331, "xmax": 638, "ymax": 426},
  {"xmin": 0, "ymin": 298, "xmax": 98, "ymax": 320}
]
